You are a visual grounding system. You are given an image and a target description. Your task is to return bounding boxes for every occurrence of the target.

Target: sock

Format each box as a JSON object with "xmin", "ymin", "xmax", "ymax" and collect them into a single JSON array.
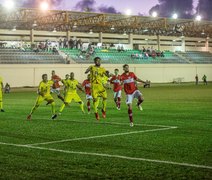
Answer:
[
  {"xmin": 59, "ymin": 103, "xmax": 66, "ymax": 113},
  {"xmin": 80, "ymin": 102, "xmax": 84, "ymax": 112},
  {"xmin": 117, "ymin": 97, "xmax": 121, "ymax": 108},
  {"xmin": 51, "ymin": 102, "xmax": 56, "ymax": 114},
  {"xmin": 87, "ymin": 101, "xmax": 91, "ymax": 112},
  {"xmin": 128, "ymin": 109, "xmax": 133, "ymax": 123},
  {"xmin": 137, "ymin": 99, "xmax": 143, "ymax": 106},
  {"xmin": 30, "ymin": 104, "xmax": 39, "ymax": 115},
  {"xmin": 93, "ymin": 100, "xmax": 98, "ymax": 113},
  {"xmin": 102, "ymin": 99, "xmax": 107, "ymax": 112}
]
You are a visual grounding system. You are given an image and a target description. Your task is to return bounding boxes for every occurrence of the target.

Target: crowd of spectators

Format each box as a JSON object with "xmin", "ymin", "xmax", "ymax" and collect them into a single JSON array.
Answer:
[{"xmin": 131, "ymin": 46, "xmax": 165, "ymax": 59}]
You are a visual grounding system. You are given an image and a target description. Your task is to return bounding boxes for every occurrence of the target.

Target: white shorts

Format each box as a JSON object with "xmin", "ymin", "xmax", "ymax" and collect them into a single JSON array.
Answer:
[
  {"xmin": 86, "ymin": 94, "xmax": 93, "ymax": 100},
  {"xmin": 51, "ymin": 88, "xmax": 61, "ymax": 95},
  {"xmin": 126, "ymin": 90, "xmax": 142, "ymax": 105},
  {"xmin": 113, "ymin": 90, "xmax": 122, "ymax": 98}
]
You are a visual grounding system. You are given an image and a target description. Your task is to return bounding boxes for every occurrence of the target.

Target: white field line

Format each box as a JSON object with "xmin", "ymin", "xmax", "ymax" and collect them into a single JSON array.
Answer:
[
  {"xmin": 0, "ymin": 141, "xmax": 211, "ymax": 170},
  {"xmin": 35, "ymin": 117, "xmax": 177, "ymax": 128},
  {"xmin": 26, "ymin": 127, "xmax": 177, "ymax": 146}
]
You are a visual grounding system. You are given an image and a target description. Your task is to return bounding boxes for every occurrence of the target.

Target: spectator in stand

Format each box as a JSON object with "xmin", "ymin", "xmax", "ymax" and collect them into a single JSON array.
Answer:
[
  {"xmin": 69, "ymin": 38, "xmax": 74, "ymax": 49},
  {"xmin": 52, "ymin": 46, "xmax": 58, "ymax": 54},
  {"xmin": 59, "ymin": 39, "xmax": 62, "ymax": 48},
  {"xmin": 142, "ymin": 46, "xmax": 146, "ymax": 52},
  {"xmin": 202, "ymin": 74, "xmax": 207, "ymax": 85},
  {"xmin": 195, "ymin": 74, "xmax": 199, "ymax": 85},
  {"xmin": 161, "ymin": 51, "xmax": 165, "ymax": 57}
]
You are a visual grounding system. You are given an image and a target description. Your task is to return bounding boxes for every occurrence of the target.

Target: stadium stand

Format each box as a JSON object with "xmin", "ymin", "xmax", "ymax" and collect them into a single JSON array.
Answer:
[
  {"xmin": 177, "ymin": 51, "xmax": 212, "ymax": 64},
  {"xmin": 60, "ymin": 48, "xmax": 188, "ymax": 64},
  {"xmin": 0, "ymin": 48, "xmax": 65, "ymax": 64}
]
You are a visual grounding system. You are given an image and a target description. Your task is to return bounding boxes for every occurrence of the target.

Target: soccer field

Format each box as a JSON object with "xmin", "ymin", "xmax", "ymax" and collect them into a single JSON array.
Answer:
[{"xmin": 0, "ymin": 84, "xmax": 212, "ymax": 179}]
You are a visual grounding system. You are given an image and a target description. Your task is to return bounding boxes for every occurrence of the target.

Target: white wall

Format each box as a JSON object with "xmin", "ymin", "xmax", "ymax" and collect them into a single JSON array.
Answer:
[{"xmin": 0, "ymin": 64, "xmax": 212, "ymax": 87}]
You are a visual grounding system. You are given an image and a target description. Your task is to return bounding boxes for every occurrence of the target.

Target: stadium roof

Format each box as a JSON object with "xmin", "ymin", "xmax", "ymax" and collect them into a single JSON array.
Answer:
[{"xmin": 0, "ymin": 8, "xmax": 212, "ymax": 38}]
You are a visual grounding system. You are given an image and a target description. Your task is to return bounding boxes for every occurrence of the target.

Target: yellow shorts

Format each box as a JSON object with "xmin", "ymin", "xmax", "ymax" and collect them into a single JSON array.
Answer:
[
  {"xmin": 91, "ymin": 84, "xmax": 107, "ymax": 99},
  {"xmin": 64, "ymin": 92, "xmax": 82, "ymax": 103},
  {"xmin": 35, "ymin": 94, "xmax": 54, "ymax": 105},
  {"xmin": 0, "ymin": 91, "xmax": 2, "ymax": 101}
]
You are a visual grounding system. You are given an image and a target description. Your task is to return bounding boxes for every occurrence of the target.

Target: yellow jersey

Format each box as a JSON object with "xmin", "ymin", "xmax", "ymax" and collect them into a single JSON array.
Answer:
[
  {"xmin": 0, "ymin": 77, "xmax": 3, "ymax": 90},
  {"xmin": 102, "ymin": 75, "xmax": 109, "ymax": 85},
  {"xmin": 89, "ymin": 65, "xmax": 106, "ymax": 85},
  {"xmin": 61, "ymin": 79, "xmax": 69, "ymax": 93},
  {"xmin": 66, "ymin": 79, "xmax": 79, "ymax": 93},
  {"xmin": 38, "ymin": 80, "xmax": 53, "ymax": 95}
]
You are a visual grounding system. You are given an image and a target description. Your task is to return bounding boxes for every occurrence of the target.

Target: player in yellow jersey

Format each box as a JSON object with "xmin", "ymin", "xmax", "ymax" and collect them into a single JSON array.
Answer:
[
  {"xmin": 85, "ymin": 57, "xmax": 109, "ymax": 120},
  {"xmin": 0, "ymin": 76, "xmax": 5, "ymax": 112},
  {"xmin": 61, "ymin": 74, "xmax": 70, "ymax": 96},
  {"xmin": 27, "ymin": 74, "xmax": 57, "ymax": 120},
  {"xmin": 59, "ymin": 72, "xmax": 85, "ymax": 114}
]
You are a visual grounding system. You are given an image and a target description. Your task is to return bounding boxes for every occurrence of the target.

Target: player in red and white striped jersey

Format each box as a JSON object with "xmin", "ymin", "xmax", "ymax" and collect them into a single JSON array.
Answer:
[
  {"xmin": 110, "ymin": 69, "xmax": 122, "ymax": 110},
  {"xmin": 121, "ymin": 64, "xmax": 146, "ymax": 127}
]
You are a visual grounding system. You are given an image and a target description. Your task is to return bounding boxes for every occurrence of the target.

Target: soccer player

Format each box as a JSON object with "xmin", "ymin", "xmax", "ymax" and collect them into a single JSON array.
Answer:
[
  {"xmin": 82, "ymin": 74, "xmax": 92, "ymax": 114},
  {"xmin": 110, "ymin": 69, "xmax": 122, "ymax": 110},
  {"xmin": 51, "ymin": 70, "xmax": 64, "ymax": 102},
  {"xmin": 0, "ymin": 76, "xmax": 5, "ymax": 112},
  {"xmin": 61, "ymin": 74, "xmax": 70, "ymax": 95},
  {"xmin": 121, "ymin": 64, "xmax": 146, "ymax": 127},
  {"xmin": 27, "ymin": 74, "xmax": 57, "ymax": 120},
  {"xmin": 59, "ymin": 72, "xmax": 85, "ymax": 114},
  {"xmin": 85, "ymin": 57, "xmax": 108, "ymax": 120}
]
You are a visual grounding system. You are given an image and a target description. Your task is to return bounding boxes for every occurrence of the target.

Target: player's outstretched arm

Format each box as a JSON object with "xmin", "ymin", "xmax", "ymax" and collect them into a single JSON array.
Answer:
[
  {"xmin": 77, "ymin": 84, "xmax": 85, "ymax": 93},
  {"xmin": 137, "ymin": 78, "xmax": 146, "ymax": 84},
  {"xmin": 85, "ymin": 67, "xmax": 91, "ymax": 74}
]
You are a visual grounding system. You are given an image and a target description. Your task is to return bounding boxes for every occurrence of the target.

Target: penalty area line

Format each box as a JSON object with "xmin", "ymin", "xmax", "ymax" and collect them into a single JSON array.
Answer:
[
  {"xmin": 35, "ymin": 117, "xmax": 177, "ymax": 128},
  {"xmin": 0, "ymin": 141, "xmax": 211, "ymax": 170},
  {"xmin": 26, "ymin": 126, "xmax": 177, "ymax": 146}
]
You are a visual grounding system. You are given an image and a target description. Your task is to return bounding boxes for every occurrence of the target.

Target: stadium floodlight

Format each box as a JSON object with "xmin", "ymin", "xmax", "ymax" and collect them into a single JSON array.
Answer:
[
  {"xmin": 201, "ymin": 30, "xmax": 205, "ymax": 35},
  {"xmin": 111, "ymin": 25, "xmax": 115, "ymax": 30},
  {"xmin": 125, "ymin": 9, "xmax": 132, "ymax": 16},
  {"xmin": 40, "ymin": 1, "xmax": 49, "ymax": 11},
  {"xmin": 32, "ymin": 21, "xmax": 37, "ymax": 27},
  {"xmin": 123, "ymin": 31, "xmax": 127, "ymax": 35},
  {"xmin": 152, "ymin": 11, "xmax": 158, "ymax": 18},
  {"xmin": 172, "ymin": 13, "xmax": 178, "ymax": 19},
  {"xmin": 195, "ymin": 15, "xmax": 202, "ymax": 21},
  {"xmin": 89, "ymin": 29, "xmax": 93, "ymax": 34},
  {"xmin": 73, "ymin": 22, "xmax": 77, "ymax": 28},
  {"xmin": 52, "ymin": 28, "xmax": 57, "ymax": 32},
  {"xmin": 12, "ymin": 26, "xmax": 16, "ymax": 31},
  {"xmin": 3, "ymin": 0, "xmax": 15, "ymax": 10}
]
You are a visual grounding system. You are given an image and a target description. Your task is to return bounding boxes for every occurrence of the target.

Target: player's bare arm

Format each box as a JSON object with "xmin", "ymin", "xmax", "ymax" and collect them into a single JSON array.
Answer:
[{"xmin": 85, "ymin": 67, "xmax": 91, "ymax": 74}]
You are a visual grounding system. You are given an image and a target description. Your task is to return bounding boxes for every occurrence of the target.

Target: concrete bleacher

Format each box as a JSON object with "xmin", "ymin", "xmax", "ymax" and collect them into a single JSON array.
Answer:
[
  {"xmin": 177, "ymin": 51, "xmax": 212, "ymax": 64},
  {"xmin": 0, "ymin": 48, "xmax": 65, "ymax": 64},
  {"xmin": 60, "ymin": 48, "xmax": 188, "ymax": 64}
]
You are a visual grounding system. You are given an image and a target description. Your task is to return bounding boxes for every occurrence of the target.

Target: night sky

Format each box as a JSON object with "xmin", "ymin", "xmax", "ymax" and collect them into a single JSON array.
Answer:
[{"xmin": 0, "ymin": 0, "xmax": 211, "ymax": 20}]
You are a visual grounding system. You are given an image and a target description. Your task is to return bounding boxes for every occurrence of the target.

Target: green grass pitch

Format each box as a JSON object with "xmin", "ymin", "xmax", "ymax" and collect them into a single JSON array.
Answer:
[{"xmin": 0, "ymin": 83, "xmax": 212, "ymax": 179}]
